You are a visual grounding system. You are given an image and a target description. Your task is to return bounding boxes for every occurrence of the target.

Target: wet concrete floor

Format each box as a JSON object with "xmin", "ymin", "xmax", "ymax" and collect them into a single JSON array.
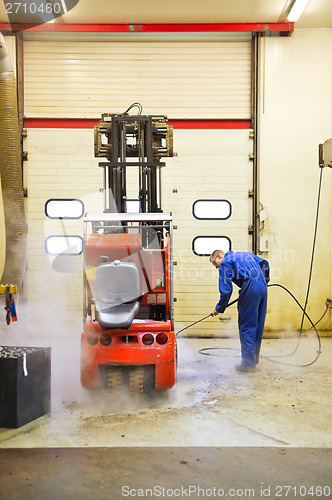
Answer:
[{"xmin": 0, "ymin": 330, "xmax": 332, "ymax": 499}]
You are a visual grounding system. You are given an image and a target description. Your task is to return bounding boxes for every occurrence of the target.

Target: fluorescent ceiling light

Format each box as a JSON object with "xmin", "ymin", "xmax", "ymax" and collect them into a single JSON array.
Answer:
[{"xmin": 287, "ymin": 0, "xmax": 311, "ymax": 21}]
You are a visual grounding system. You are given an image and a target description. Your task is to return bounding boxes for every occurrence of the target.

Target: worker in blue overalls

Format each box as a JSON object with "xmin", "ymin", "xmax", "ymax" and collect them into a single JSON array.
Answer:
[{"xmin": 210, "ymin": 250, "xmax": 270, "ymax": 373}]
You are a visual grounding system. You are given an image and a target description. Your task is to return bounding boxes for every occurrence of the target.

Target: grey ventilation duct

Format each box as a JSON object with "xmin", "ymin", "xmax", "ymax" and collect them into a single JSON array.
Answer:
[{"xmin": 0, "ymin": 33, "xmax": 26, "ymax": 289}]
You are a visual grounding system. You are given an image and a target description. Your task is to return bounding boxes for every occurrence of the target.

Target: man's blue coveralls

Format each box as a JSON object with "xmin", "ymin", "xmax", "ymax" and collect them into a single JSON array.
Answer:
[{"xmin": 215, "ymin": 251, "xmax": 270, "ymax": 367}]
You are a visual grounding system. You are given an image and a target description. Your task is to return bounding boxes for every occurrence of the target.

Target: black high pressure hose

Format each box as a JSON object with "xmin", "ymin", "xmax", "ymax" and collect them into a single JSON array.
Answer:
[
  {"xmin": 299, "ymin": 166, "xmax": 324, "ymax": 334},
  {"xmin": 180, "ymin": 283, "xmax": 322, "ymax": 368}
]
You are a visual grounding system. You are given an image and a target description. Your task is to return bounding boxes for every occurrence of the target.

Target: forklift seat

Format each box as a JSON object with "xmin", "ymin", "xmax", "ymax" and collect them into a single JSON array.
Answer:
[{"xmin": 95, "ymin": 261, "xmax": 140, "ymax": 330}]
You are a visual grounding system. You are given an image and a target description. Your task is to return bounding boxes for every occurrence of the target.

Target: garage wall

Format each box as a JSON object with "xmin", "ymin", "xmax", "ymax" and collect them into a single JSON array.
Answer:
[
  {"xmin": 259, "ymin": 29, "xmax": 332, "ymax": 331},
  {"xmin": 23, "ymin": 39, "xmax": 252, "ymax": 119},
  {"xmin": 6, "ymin": 30, "xmax": 332, "ymax": 334}
]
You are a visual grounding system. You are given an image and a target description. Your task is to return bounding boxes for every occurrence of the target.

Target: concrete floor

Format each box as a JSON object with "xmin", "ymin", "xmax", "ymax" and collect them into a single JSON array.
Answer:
[{"xmin": 0, "ymin": 323, "xmax": 332, "ymax": 498}]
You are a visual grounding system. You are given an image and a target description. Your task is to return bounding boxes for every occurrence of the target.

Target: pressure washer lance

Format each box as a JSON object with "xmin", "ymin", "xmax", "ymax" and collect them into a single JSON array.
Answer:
[{"xmin": 175, "ymin": 297, "xmax": 239, "ymax": 337}]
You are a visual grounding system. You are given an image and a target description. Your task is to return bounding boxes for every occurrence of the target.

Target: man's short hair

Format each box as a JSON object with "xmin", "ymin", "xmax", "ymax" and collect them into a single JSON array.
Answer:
[{"xmin": 209, "ymin": 249, "xmax": 225, "ymax": 262}]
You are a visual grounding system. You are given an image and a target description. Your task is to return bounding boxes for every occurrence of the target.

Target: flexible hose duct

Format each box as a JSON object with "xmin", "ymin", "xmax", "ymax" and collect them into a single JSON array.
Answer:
[{"xmin": 0, "ymin": 34, "xmax": 26, "ymax": 289}]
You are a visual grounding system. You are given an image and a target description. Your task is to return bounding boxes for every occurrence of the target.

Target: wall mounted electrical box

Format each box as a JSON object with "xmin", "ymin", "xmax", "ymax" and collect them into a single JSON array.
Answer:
[{"xmin": 319, "ymin": 139, "xmax": 332, "ymax": 168}]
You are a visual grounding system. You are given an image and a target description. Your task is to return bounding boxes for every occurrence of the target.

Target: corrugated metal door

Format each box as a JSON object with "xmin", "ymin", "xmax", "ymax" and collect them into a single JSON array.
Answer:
[
  {"xmin": 23, "ymin": 37, "xmax": 253, "ymax": 335},
  {"xmin": 23, "ymin": 39, "xmax": 251, "ymax": 118}
]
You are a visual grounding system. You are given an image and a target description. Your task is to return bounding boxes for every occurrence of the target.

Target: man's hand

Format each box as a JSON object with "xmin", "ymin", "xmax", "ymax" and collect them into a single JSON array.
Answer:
[{"xmin": 211, "ymin": 309, "xmax": 219, "ymax": 316}]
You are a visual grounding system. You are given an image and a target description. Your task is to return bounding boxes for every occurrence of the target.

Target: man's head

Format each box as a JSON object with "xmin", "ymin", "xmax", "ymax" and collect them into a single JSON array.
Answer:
[{"xmin": 209, "ymin": 250, "xmax": 225, "ymax": 269}]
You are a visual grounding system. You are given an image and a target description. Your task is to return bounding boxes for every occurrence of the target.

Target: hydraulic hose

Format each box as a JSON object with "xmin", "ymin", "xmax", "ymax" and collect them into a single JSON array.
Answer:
[{"xmin": 0, "ymin": 34, "xmax": 26, "ymax": 289}]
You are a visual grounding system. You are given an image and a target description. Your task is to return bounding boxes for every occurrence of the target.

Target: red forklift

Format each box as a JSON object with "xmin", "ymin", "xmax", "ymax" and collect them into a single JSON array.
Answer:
[{"xmin": 80, "ymin": 105, "xmax": 176, "ymax": 395}]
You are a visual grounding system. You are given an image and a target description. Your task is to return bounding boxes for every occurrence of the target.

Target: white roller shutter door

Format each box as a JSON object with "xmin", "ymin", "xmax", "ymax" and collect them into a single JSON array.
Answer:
[
  {"xmin": 23, "ymin": 36, "xmax": 253, "ymax": 336},
  {"xmin": 24, "ymin": 128, "xmax": 103, "ymax": 316},
  {"xmin": 24, "ymin": 128, "xmax": 252, "ymax": 336},
  {"xmin": 23, "ymin": 39, "xmax": 252, "ymax": 119},
  {"xmin": 163, "ymin": 129, "xmax": 252, "ymax": 335}
]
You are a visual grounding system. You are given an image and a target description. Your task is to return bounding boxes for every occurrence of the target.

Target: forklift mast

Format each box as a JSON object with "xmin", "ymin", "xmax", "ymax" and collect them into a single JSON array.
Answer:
[{"xmin": 94, "ymin": 103, "xmax": 173, "ymax": 214}]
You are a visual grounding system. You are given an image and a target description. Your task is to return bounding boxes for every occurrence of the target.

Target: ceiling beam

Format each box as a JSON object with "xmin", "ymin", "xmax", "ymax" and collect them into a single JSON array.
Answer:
[{"xmin": 0, "ymin": 22, "xmax": 294, "ymax": 36}]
